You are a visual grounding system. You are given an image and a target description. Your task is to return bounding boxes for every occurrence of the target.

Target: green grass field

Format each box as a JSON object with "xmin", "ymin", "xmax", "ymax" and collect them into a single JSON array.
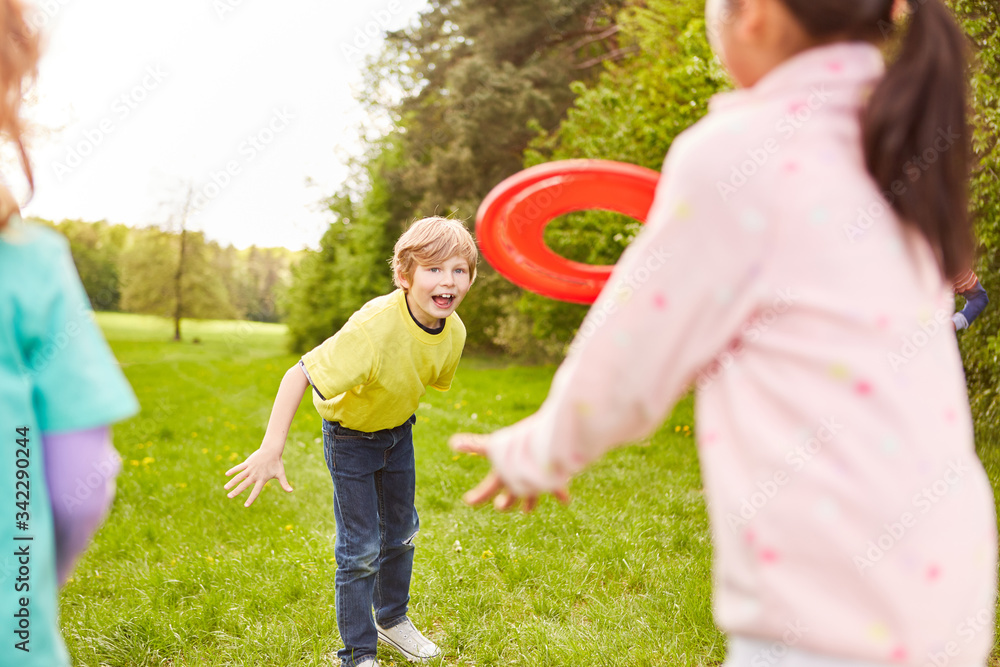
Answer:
[{"xmin": 60, "ymin": 314, "xmax": 1000, "ymax": 666}]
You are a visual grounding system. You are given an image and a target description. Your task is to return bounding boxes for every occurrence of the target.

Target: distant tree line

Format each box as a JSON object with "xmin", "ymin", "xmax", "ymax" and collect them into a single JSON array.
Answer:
[{"xmin": 33, "ymin": 217, "xmax": 298, "ymax": 325}]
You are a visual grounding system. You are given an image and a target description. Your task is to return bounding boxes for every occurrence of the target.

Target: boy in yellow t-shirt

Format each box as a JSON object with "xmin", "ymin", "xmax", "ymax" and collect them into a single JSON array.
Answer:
[{"xmin": 225, "ymin": 217, "xmax": 477, "ymax": 667}]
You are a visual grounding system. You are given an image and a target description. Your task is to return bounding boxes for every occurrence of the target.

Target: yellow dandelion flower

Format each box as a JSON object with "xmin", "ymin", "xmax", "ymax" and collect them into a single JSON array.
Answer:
[
  {"xmin": 229, "ymin": 452, "xmax": 238, "ymax": 461},
  {"xmin": 176, "ymin": 483, "xmax": 187, "ymax": 488},
  {"xmin": 481, "ymin": 550, "xmax": 493, "ymax": 559},
  {"xmin": 202, "ymin": 448, "xmax": 208, "ymax": 454},
  {"xmin": 215, "ymin": 454, "xmax": 222, "ymax": 461},
  {"xmin": 284, "ymin": 524, "xmax": 294, "ymax": 532},
  {"xmin": 142, "ymin": 457, "xmax": 155, "ymax": 465},
  {"xmin": 452, "ymin": 455, "xmax": 460, "ymax": 461},
  {"xmin": 191, "ymin": 432, "xmax": 198, "ymax": 438},
  {"xmin": 206, "ymin": 556, "xmax": 214, "ymax": 563},
  {"xmin": 130, "ymin": 460, "xmax": 139, "ymax": 467}
]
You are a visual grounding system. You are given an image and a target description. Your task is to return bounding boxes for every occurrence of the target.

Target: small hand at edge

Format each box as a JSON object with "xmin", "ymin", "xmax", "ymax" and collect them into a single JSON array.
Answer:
[{"xmin": 449, "ymin": 432, "xmax": 570, "ymax": 513}]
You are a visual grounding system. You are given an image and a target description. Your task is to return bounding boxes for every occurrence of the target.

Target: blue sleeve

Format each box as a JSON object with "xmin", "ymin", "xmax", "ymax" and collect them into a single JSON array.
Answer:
[
  {"xmin": 24, "ymin": 230, "xmax": 139, "ymax": 433},
  {"xmin": 957, "ymin": 282, "xmax": 989, "ymax": 329}
]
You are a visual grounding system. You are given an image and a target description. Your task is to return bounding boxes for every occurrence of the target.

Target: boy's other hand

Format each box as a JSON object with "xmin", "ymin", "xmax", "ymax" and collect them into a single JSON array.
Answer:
[
  {"xmin": 449, "ymin": 433, "xmax": 570, "ymax": 513},
  {"xmin": 224, "ymin": 447, "xmax": 293, "ymax": 507}
]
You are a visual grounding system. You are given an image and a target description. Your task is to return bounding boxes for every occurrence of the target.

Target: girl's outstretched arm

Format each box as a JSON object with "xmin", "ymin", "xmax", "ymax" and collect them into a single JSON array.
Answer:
[
  {"xmin": 224, "ymin": 365, "xmax": 308, "ymax": 506},
  {"xmin": 452, "ymin": 128, "xmax": 772, "ymax": 505}
]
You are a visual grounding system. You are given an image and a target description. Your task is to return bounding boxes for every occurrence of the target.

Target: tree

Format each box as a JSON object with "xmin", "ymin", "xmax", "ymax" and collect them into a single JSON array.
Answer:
[
  {"xmin": 120, "ymin": 220, "xmax": 237, "ymax": 337},
  {"xmin": 284, "ymin": 147, "xmax": 402, "ymax": 352},
  {"xmin": 499, "ymin": 0, "xmax": 725, "ymax": 357},
  {"xmin": 243, "ymin": 246, "xmax": 294, "ymax": 323},
  {"xmin": 120, "ymin": 226, "xmax": 180, "ymax": 319},
  {"xmin": 373, "ymin": 0, "xmax": 627, "ymax": 219},
  {"xmin": 286, "ymin": 0, "xmax": 627, "ymax": 353},
  {"xmin": 41, "ymin": 218, "xmax": 130, "ymax": 312}
]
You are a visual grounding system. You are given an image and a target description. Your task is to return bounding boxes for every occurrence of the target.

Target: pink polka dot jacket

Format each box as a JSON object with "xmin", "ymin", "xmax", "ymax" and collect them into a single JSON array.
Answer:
[{"xmin": 485, "ymin": 43, "xmax": 997, "ymax": 666}]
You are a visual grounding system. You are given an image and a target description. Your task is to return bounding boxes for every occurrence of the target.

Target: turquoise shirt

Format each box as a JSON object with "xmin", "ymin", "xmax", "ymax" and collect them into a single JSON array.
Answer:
[{"xmin": 0, "ymin": 219, "xmax": 138, "ymax": 666}]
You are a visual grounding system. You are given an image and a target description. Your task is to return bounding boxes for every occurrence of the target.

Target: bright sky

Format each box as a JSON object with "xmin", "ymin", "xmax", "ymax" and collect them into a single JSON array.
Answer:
[{"xmin": 19, "ymin": 0, "xmax": 428, "ymax": 250}]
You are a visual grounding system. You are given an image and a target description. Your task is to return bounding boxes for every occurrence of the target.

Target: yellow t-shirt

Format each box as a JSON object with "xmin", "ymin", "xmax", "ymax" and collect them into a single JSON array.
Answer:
[{"xmin": 300, "ymin": 289, "xmax": 466, "ymax": 431}]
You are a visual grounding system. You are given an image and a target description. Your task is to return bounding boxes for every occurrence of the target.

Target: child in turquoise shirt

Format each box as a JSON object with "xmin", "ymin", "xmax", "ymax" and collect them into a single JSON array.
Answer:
[{"xmin": 0, "ymin": 3, "xmax": 139, "ymax": 662}]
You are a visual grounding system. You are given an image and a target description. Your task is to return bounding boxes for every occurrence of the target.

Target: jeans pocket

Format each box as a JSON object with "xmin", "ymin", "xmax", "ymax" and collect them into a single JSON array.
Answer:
[{"xmin": 323, "ymin": 433, "xmax": 336, "ymax": 473}]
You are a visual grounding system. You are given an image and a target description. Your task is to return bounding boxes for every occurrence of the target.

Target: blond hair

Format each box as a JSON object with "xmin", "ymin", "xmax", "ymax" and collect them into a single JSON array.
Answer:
[
  {"xmin": 391, "ymin": 216, "xmax": 478, "ymax": 289},
  {"xmin": 0, "ymin": 0, "xmax": 39, "ymax": 231}
]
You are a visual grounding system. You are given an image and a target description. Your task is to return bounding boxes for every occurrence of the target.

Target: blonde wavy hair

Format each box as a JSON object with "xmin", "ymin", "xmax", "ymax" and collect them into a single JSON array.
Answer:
[
  {"xmin": 391, "ymin": 216, "xmax": 478, "ymax": 289},
  {"xmin": 0, "ymin": 0, "xmax": 40, "ymax": 230}
]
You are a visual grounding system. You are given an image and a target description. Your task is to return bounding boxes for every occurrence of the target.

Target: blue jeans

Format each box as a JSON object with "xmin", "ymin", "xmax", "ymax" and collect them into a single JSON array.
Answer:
[{"xmin": 323, "ymin": 414, "xmax": 418, "ymax": 667}]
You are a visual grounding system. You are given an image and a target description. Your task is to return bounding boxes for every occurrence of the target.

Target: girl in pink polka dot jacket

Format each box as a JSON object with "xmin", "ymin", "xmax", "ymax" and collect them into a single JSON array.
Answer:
[{"xmin": 451, "ymin": 1, "xmax": 996, "ymax": 666}]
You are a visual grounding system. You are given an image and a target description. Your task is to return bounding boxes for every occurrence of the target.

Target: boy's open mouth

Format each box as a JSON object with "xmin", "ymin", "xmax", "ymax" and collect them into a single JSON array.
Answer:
[{"xmin": 432, "ymin": 294, "xmax": 455, "ymax": 309}]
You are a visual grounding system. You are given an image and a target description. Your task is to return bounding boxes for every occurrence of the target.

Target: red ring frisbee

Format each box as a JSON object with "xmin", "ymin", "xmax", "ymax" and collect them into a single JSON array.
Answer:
[{"xmin": 475, "ymin": 160, "xmax": 660, "ymax": 304}]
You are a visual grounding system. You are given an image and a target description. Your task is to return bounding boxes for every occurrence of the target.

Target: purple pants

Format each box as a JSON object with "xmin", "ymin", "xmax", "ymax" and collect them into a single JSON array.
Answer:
[{"xmin": 42, "ymin": 426, "xmax": 119, "ymax": 585}]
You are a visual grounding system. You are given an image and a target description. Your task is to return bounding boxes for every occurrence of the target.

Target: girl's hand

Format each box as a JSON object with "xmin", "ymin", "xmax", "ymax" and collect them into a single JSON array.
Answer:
[
  {"xmin": 224, "ymin": 445, "xmax": 293, "ymax": 507},
  {"xmin": 449, "ymin": 433, "xmax": 570, "ymax": 513}
]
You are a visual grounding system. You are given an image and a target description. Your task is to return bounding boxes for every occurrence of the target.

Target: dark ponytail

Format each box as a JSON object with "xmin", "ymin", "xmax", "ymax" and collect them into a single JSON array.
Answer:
[
  {"xmin": 861, "ymin": 0, "xmax": 973, "ymax": 281},
  {"xmin": 772, "ymin": 0, "xmax": 974, "ymax": 281}
]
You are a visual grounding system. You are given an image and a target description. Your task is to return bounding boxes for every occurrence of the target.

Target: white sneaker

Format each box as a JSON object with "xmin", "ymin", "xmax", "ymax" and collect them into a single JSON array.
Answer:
[
  {"xmin": 376, "ymin": 617, "xmax": 441, "ymax": 661},
  {"xmin": 355, "ymin": 658, "xmax": 379, "ymax": 667}
]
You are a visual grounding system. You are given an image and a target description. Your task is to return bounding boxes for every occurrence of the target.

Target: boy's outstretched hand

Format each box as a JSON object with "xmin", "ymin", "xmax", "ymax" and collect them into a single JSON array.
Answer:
[
  {"xmin": 224, "ymin": 446, "xmax": 294, "ymax": 507},
  {"xmin": 449, "ymin": 433, "xmax": 570, "ymax": 513}
]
